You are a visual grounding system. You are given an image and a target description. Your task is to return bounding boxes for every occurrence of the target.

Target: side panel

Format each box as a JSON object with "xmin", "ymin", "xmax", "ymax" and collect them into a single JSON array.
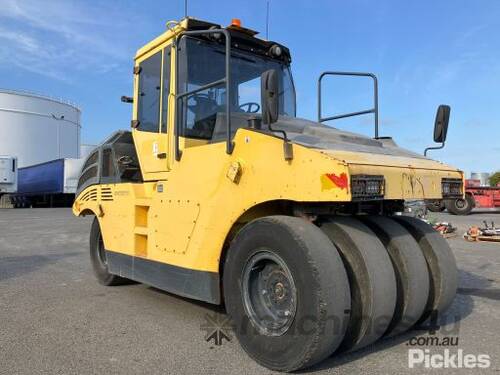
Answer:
[{"xmin": 106, "ymin": 250, "xmax": 220, "ymax": 303}]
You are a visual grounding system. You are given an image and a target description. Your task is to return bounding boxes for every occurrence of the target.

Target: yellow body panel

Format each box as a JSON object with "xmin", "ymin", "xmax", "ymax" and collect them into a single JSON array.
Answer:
[
  {"xmin": 322, "ymin": 150, "xmax": 462, "ymax": 200},
  {"xmin": 74, "ymin": 128, "xmax": 462, "ymax": 273}
]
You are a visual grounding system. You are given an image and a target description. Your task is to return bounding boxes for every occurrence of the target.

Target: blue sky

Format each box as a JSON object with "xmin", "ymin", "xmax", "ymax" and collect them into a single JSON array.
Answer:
[{"xmin": 1, "ymin": 0, "xmax": 499, "ymax": 174}]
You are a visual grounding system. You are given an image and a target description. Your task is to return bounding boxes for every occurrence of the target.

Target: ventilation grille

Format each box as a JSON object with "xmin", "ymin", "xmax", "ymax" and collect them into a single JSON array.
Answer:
[
  {"xmin": 100, "ymin": 187, "xmax": 114, "ymax": 201},
  {"xmin": 80, "ymin": 187, "xmax": 98, "ymax": 202}
]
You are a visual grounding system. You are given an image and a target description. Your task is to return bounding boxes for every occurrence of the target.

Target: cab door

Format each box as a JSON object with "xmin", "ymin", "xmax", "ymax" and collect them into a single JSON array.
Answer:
[{"xmin": 132, "ymin": 45, "xmax": 172, "ymax": 179}]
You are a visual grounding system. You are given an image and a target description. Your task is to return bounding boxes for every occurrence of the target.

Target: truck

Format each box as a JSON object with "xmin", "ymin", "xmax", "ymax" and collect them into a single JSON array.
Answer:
[
  {"xmin": 427, "ymin": 178, "xmax": 500, "ymax": 215},
  {"xmin": 0, "ymin": 156, "xmax": 17, "ymax": 207},
  {"xmin": 0, "ymin": 156, "xmax": 17, "ymax": 194},
  {"xmin": 73, "ymin": 18, "xmax": 460, "ymax": 371},
  {"xmin": 10, "ymin": 158, "xmax": 84, "ymax": 208}
]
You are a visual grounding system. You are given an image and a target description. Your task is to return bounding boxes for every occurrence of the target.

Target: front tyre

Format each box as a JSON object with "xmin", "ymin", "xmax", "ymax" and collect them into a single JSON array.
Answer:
[
  {"xmin": 426, "ymin": 200, "xmax": 445, "ymax": 212},
  {"xmin": 223, "ymin": 216, "xmax": 350, "ymax": 372},
  {"xmin": 89, "ymin": 217, "xmax": 128, "ymax": 286}
]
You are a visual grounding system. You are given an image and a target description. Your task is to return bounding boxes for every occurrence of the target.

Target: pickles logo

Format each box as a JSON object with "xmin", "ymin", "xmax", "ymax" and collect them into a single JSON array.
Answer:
[
  {"xmin": 200, "ymin": 313, "xmax": 233, "ymax": 346},
  {"xmin": 408, "ymin": 349, "xmax": 491, "ymax": 369}
]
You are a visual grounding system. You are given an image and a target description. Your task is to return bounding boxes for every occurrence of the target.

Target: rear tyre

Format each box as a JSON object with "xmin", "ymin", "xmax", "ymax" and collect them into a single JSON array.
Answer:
[
  {"xmin": 392, "ymin": 216, "xmax": 458, "ymax": 322},
  {"xmin": 321, "ymin": 217, "xmax": 397, "ymax": 352},
  {"xmin": 223, "ymin": 216, "xmax": 350, "ymax": 372},
  {"xmin": 445, "ymin": 194, "xmax": 474, "ymax": 215},
  {"xmin": 362, "ymin": 216, "xmax": 430, "ymax": 336},
  {"xmin": 90, "ymin": 217, "xmax": 128, "ymax": 286}
]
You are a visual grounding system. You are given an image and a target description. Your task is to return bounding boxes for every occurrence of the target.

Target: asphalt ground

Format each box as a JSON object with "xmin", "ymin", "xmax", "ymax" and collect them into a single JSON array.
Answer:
[{"xmin": 0, "ymin": 208, "xmax": 499, "ymax": 374}]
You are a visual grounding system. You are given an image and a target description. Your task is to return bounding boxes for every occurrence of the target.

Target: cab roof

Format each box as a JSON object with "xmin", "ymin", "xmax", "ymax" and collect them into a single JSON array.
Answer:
[{"xmin": 134, "ymin": 17, "xmax": 291, "ymax": 63}]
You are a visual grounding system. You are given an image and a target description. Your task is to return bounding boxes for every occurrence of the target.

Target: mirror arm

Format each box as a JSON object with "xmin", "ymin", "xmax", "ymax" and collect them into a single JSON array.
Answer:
[
  {"xmin": 424, "ymin": 141, "xmax": 445, "ymax": 157},
  {"xmin": 121, "ymin": 96, "xmax": 133, "ymax": 103}
]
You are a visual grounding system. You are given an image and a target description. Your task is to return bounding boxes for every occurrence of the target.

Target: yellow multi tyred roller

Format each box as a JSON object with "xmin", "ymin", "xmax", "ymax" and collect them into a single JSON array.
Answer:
[{"xmin": 74, "ymin": 17, "xmax": 459, "ymax": 372}]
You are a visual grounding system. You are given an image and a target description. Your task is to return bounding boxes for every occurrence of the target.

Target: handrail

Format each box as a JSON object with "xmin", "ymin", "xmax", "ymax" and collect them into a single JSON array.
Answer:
[{"xmin": 317, "ymin": 71, "xmax": 379, "ymax": 138}]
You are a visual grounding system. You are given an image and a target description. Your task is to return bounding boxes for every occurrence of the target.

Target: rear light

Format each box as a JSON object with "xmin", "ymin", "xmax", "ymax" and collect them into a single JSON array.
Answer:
[
  {"xmin": 351, "ymin": 175, "xmax": 385, "ymax": 200},
  {"xmin": 442, "ymin": 178, "xmax": 463, "ymax": 198}
]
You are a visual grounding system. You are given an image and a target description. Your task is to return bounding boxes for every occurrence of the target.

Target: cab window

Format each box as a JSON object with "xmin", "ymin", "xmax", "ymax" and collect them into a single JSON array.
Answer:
[
  {"xmin": 178, "ymin": 37, "xmax": 296, "ymax": 140},
  {"xmin": 137, "ymin": 51, "xmax": 162, "ymax": 132}
]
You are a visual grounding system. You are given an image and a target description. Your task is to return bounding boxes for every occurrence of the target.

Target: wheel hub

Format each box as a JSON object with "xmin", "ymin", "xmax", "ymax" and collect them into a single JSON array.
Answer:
[
  {"xmin": 242, "ymin": 251, "xmax": 297, "ymax": 336},
  {"xmin": 455, "ymin": 199, "xmax": 467, "ymax": 209}
]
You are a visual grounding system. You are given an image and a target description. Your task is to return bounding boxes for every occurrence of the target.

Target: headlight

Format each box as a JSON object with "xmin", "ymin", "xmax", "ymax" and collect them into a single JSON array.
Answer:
[
  {"xmin": 441, "ymin": 178, "xmax": 463, "ymax": 198},
  {"xmin": 351, "ymin": 175, "xmax": 385, "ymax": 200}
]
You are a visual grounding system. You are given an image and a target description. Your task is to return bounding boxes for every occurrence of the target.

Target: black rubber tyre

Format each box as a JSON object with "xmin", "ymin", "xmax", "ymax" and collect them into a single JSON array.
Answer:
[
  {"xmin": 426, "ymin": 200, "xmax": 445, "ymax": 212},
  {"xmin": 445, "ymin": 194, "xmax": 474, "ymax": 215},
  {"xmin": 90, "ymin": 217, "xmax": 128, "ymax": 286},
  {"xmin": 321, "ymin": 217, "xmax": 397, "ymax": 352},
  {"xmin": 362, "ymin": 216, "xmax": 430, "ymax": 336},
  {"xmin": 392, "ymin": 216, "xmax": 458, "ymax": 322},
  {"xmin": 223, "ymin": 216, "xmax": 350, "ymax": 372}
]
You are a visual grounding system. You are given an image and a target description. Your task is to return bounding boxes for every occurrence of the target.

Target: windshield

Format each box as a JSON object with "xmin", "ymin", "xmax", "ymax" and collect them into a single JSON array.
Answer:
[{"xmin": 179, "ymin": 37, "xmax": 296, "ymax": 139}]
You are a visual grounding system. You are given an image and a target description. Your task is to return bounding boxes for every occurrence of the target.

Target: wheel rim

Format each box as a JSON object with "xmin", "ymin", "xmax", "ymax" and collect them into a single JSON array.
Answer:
[
  {"xmin": 455, "ymin": 198, "xmax": 467, "ymax": 209},
  {"xmin": 242, "ymin": 250, "xmax": 297, "ymax": 336},
  {"xmin": 97, "ymin": 235, "xmax": 108, "ymax": 266}
]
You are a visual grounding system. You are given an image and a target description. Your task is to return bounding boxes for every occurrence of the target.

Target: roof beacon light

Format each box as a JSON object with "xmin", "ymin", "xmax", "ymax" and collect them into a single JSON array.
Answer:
[{"xmin": 231, "ymin": 18, "xmax": 242, "ymax": 27}]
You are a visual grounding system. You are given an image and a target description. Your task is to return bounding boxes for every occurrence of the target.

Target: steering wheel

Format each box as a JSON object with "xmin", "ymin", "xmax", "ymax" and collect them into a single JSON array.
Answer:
[{"xmin": 239, "ymin": 102, "xmax": 260, "ymax": 113}]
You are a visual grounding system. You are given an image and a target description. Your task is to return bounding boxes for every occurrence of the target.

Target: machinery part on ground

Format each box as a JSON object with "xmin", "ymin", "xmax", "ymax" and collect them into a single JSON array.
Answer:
[
  {"xmin": 426, "ymin": 199, "xmax": 446, "ymax": 212},
  {"xmin": 432, "ymin": 222, "xmax": 457, "ymax": 237},
  {"xmin": 321, "ymin": 217, "xmax": 397, "ymax": 352},
  {"xmin": 393, "ymin": 216, "xmax": 458, "ymax": 323},
  {"xmin": 90, "ymin": 218, "xmax": 129, "ymax": 286},
  {"xmin": 445, "ymin": 193, "xmax": 475, "ymax": 215},
  {"xmin": 223, "ymin": 216, "xmax": 350, "ymax": 372},
  {"xmin": 361, "ymin": 216, "xmax": 429, "ymax": 336},
  {"xmin": 464, "ymin": 222, "xmax": 500, "ymax": 242}
]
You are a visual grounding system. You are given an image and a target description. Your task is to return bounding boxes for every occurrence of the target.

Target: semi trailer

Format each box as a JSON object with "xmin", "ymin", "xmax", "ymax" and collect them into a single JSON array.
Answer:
[
  {"xmin": 10, "ymin": 158, "xmax": 84, "ymax": 208},
  {"xmin": 73, "ymin": 18, "xmax": 460, "ymax": 371}
]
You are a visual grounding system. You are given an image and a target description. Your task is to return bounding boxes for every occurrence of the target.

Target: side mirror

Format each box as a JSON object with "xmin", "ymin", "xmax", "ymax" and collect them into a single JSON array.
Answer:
[
  {"xmin": 434, "ymin": 104, "xmax": 450, "ymax": 143},
  {"xmin": 261, "ymin": 69, "xmax": 279, "ymax": 124},
  {"xmin": 424, "ymin": 104, "xmax": 451, "ymax": 156}
]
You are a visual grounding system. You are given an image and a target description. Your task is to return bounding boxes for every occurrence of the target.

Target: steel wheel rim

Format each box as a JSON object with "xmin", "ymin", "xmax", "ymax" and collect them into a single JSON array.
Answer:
[
  {"xmin": 455, "ymin": 198, "xmax": 467, "ymax": 209},
  {"xmin": 242, "ymin": 250, "xmax": 297, "ymax": 336}
]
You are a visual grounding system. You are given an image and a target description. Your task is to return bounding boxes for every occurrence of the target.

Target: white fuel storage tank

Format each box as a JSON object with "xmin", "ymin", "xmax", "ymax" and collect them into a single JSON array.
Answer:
[{"xmin": 0, "ymin": 89, "xmax": 81, "ymax": 168}]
